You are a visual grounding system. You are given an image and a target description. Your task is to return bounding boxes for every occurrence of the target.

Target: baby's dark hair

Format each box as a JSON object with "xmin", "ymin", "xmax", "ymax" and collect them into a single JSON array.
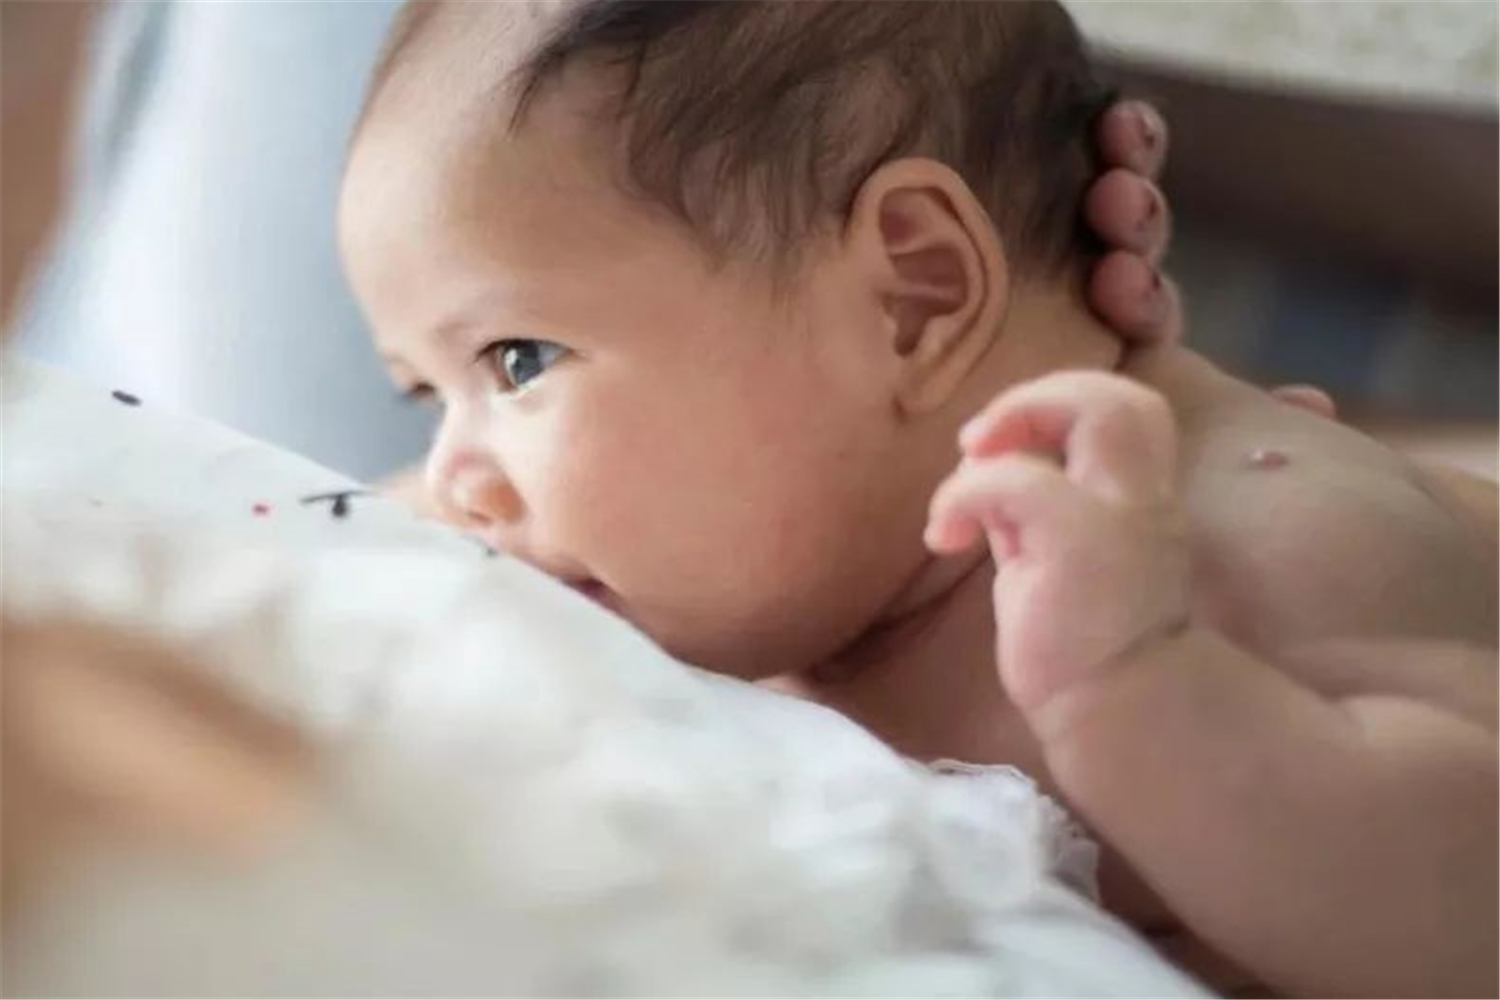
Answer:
[{"xmin": 376, "ymin": 0, "xmax": 1115, "ymax": 279}]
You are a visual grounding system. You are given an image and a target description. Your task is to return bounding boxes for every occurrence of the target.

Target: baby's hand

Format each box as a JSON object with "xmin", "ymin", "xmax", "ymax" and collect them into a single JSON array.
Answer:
[{"xmin": 924, "ymin": 372, "xmax": 1191, "ymax": 714}]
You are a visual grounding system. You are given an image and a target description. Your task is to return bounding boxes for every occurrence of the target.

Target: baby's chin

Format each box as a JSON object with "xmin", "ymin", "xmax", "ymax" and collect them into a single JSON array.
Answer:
[
  {"xmin": 566, "ymin": 577, "xmax": 619, "ymax": 613},
  {"xmin": 594, "ymin": 573, "xmax": 906, "ymax": 684},
  {"xmin": 646, "ymin": 616, "xmax": 871, "ymax": 687},
  {"xmin": 658, "ymin": 636, "xmax": 792, "ymax": 683}
]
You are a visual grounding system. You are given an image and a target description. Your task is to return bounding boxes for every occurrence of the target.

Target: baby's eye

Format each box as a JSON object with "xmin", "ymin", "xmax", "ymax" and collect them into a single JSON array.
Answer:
[{"xmin": 481, "ymin": 339, "xmax": 568, "ymax": 392}]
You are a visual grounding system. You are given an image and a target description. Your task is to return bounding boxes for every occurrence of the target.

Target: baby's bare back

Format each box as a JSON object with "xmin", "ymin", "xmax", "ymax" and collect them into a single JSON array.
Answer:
[{"xmin": 1138, "ymin": 346, "xmax": 1496, "ymax": 655}]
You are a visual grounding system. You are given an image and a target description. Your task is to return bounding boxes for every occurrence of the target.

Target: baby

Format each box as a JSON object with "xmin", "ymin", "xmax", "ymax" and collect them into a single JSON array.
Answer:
[{"xmin": 339, "ymin": 1, "xmax": 1497, "ymax": 995}]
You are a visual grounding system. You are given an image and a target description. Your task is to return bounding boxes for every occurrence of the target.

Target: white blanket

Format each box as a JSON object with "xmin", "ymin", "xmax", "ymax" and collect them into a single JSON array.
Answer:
[{"xmin": 2, "ymin": 357, "xmax": 1205, "ymax": 997}]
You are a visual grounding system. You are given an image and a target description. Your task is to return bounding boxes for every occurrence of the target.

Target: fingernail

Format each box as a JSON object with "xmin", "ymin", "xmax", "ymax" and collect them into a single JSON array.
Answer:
[
  {"xmin": 1136, "ymin": 196, "xmax": 1159, "ymax": 239},
  {"xmin": 1149, "ymin": 274, "xmax": 1169, "ymax": 324},
  {"xmin": 1136, "ymin": 107, "xmax": 1159, "ymax": 150},
  {"xmin": 1142, "ymin": 188, "xmax": 1160, "ymax": 225}
]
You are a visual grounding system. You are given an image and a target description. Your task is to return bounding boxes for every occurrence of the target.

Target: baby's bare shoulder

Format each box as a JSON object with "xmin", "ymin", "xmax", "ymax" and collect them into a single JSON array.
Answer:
[{"xmin": 1126, "ymin": 348, "xmax": 1497, "ymax": 653}]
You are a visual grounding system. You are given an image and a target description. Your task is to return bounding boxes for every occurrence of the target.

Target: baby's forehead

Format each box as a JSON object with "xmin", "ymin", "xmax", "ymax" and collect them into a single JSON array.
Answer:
[
  {"xmin": 343, "ymin": 4, "xmax": 670, "ymax": 298},
  {"xmin": 355, "ymin": 0, "xmax": 642, "ymax": 218},
  {"xmin": 368, "ymin": 0, "xmax": 572, "ymax": 127}
]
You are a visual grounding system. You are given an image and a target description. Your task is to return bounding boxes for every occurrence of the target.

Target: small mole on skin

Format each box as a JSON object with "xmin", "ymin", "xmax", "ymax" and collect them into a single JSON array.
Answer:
[{"xmin": 1246, "ymin": 447, "xmax": 1289, "ymax": 470}]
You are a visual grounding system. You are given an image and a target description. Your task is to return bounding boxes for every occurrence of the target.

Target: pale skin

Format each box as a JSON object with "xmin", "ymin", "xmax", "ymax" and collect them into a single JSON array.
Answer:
[{"xmin": 343, "ymin": 8, "xmax": 1496, "ymax": 995}]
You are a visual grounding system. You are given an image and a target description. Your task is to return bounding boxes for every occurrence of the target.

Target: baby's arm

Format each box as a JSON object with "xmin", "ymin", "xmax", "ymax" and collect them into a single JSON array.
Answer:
[
  {"xmin": 1037, "ymin": 627, "xmax": 1495, "ymax": 999},
  {"xmin": 926, "ymin": 372, "xmax": 1498, "ymax": 998}
]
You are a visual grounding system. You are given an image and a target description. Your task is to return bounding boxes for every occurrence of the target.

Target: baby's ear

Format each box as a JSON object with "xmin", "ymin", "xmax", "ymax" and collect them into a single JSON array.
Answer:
[{"xmin": 846, "ymin": 158, "xmax": 1010, "ymax": 416}]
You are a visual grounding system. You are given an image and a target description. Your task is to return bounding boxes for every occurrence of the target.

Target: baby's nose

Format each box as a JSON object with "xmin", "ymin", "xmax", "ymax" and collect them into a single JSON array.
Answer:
[
  {"xmin": 428, "ymin": 454, "xmax": 524, "ymax": 532},
  {"xmin": 455, "ymin": 470, "xmax": 523, "ymax": 529}
]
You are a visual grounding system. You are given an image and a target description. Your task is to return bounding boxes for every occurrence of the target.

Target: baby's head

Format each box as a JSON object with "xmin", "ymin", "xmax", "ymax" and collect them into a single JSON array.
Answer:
[{"xmin": 340, "ymin": 0, "xmax": 1119, "ymax": 678}]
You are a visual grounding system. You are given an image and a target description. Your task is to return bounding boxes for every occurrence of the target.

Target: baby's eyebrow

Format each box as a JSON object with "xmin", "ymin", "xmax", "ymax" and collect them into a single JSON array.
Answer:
[
  {"xmin": 377, "ymin": 315, "xmax": 472, "ymax": 370},
  {"xmin": 377, "ymin": 352, "xmax": 427, "ymax": 383}
]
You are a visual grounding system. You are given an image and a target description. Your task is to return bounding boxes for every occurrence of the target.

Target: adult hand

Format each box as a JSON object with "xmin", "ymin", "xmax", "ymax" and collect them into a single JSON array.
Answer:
[{"xmin": 1082, "ymin": 100, "xmax": 1182, "ymax": 345}]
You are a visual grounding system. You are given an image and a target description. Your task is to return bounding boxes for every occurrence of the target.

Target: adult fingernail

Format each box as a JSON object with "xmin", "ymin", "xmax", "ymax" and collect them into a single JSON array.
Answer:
[
  {"xmin": 1136, "ymin": 188, "xmax": 1160, "ymax": 236},
  {"xmin": 1143, "ymin": 270, "xmax": 1167, "ymax": 324},
  {"xmin": 1136, "ymin": 106, "xmax": 1159, "ymax": 150}
]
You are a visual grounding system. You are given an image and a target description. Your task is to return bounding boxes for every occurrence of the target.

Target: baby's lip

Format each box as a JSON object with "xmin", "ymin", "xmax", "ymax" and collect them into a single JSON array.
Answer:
[
  {"xmin": 485, "ymin": 539, "xmax": 620, "ymax": 613},
  {"xmin": 566, "ymin": 577, "xmax": 616, "ymax": 609},
  {"xmin": 493, "ymin": 541, "xmax": 594, "ymax": 593}
]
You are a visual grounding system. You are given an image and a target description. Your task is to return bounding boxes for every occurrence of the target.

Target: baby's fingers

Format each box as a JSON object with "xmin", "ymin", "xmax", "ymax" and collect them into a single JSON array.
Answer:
[
  {"xmin": 925, "ymin": 454, "xmax": 1098, "ymax": 559},
  {"xmin": 958, "ymin": 372, "xmax": 1176, "ymax": 506},
  {"xmin": 925, "ymin": 456, "xmax": 999, "ymax": 554}
]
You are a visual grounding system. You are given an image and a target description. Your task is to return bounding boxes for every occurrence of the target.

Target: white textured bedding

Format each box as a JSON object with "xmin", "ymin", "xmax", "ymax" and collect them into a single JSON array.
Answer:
[{"xmin": 2, "ymin": 357, "xmax": 1204, "ymax": 997}]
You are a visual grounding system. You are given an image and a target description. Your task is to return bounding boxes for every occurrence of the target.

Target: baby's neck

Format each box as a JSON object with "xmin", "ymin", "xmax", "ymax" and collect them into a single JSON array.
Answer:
[
  {"xmin": 795, "ymin": 288, "xmax": 1126, "ymax": 779},
  {"xmin": 974, "ymin": 282, "xmax": 1127, "ymax": 398},
  {"xmin": 802, "ymin": 551, "xmax": 1039, "ymax": 767}
]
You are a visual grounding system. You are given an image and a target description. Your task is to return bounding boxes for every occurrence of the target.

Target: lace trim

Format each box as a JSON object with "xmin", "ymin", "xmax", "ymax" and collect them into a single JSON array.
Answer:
[{"xmin": 928, "ymin": 759, "xmax": 1101, "ymax": 900}]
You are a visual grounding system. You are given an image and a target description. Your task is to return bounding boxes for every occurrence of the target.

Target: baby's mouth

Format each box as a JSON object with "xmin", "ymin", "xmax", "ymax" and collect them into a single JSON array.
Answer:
[{"xmin": 568, "ymin": 577, "xmax": 616, "ymax": 610}]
